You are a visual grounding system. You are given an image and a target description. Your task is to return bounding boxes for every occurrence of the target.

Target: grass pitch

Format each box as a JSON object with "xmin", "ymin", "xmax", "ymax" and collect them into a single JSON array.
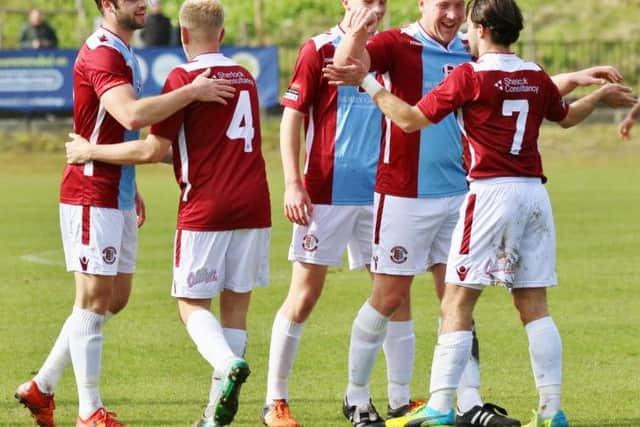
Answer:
[{"xmin": 0, "ymin": 122, "xmax": 639, "ymax": 426}]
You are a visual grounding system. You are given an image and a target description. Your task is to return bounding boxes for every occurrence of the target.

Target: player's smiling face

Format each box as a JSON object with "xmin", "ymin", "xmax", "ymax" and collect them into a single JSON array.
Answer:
[
  {"xmin": 113, "ymin": 0, "xmax": 147, "ymax": 31},
  {"xmin": 344, "ymin": 0, "xmax": 387, "ymax": 24},
  {"xmin": 419, "ymin": 0, "xmax": 465, "ymax": 45}
]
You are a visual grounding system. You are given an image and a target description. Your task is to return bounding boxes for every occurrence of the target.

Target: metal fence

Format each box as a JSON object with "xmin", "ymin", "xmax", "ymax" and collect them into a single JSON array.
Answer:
[{"xmin": 278, "ymin": 39, "xmax": 640, "ymax": 95}]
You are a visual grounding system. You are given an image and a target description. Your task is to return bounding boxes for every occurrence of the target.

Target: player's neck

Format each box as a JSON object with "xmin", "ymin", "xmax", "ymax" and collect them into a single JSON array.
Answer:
[
  {"xmin": 185, "ymin": 43, "xmax": 221, "ymax": 61},
  {"xmin": 101, "ymin": 21, "xmax": 134, "ymax": 45},
  {"xmin": 478, "ymin": 42, "xmax": 510, "ymax": 57}
]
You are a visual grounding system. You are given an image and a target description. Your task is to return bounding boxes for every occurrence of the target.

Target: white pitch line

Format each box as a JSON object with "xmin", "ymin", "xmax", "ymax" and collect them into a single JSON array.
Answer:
[{"xmin": 21, "ymin": 250, "xmax": 64, "ymax": 266}]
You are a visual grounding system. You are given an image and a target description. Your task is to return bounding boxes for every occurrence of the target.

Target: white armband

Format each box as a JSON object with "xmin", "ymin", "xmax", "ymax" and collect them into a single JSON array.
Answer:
[{"xmin": 360, "ymin": 74, "xmax": 383, "ymax": 98}]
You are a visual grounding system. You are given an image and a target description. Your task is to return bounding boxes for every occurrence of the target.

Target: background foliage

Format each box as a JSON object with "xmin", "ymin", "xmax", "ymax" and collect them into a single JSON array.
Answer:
[{"xmin": 2, "ymin": 0, "xmax": 640, "ymax": 48}]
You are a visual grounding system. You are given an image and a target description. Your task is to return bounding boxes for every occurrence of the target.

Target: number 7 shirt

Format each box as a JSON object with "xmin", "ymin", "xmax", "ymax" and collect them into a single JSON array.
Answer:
[
  {"xmin": 150, "ymin": 53, "xmax": 271, "ymax": 231},
  {"xmin": 417, "ymin": 53, "xmax": 569, "ymax": 182}
]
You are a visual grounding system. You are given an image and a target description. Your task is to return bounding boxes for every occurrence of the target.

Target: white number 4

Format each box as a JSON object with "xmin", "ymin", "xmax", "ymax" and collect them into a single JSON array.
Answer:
[
  {"xmin": 502, "ymin": 99, "xmax": 529, "ymax": 155},
  {"xmin": 226, "ymin": 90, "xmax": 255, "ymax": 152}
]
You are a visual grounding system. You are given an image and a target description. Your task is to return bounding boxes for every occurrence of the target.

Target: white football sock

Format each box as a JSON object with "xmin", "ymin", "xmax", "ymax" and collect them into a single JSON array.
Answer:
[
  {"xmin": 265, "ymin": 311, "xmax": 304, "ymax": 403},
  {"xmin": 186, "ymin": 309, "xmax": 235, "ymax": 369},
  {"xmin": 34, "ymin": 310, "xmax": 116, "ymax": 395},
  {"xmin": 526, "ymin": 316, "xmax": 562, "ymax": 419},
  {"xmin": 428, "ymin": 330, "xmax": 473, "ymax": 413},
  {"xmin": 456, "ymin": 356, "xmax": 482, "ymax": 413},
  {"xmin": 69, "ymin": 306, "xmax": 105, "ymax": 419},
  {"xmin": 383, "ymin": 320, "xmax": 414, "ymax": 409},
  {"xmin": 456, "ymin": 326, "xmax": 482, "ymax": 413},
  {"xmin": 223, "ymin": 327, "xmax": 248, "ymax": 358},
  {"xmin": 209, "ymin": 328, "xmax": 248, "ymax": 405},
  {"xmin": 34, "ymin": 315, "xmax": 72, "ymax": 394},
  {"xmin": 346, "ymin": 302, "xmax": 389, "ymax": 406}
]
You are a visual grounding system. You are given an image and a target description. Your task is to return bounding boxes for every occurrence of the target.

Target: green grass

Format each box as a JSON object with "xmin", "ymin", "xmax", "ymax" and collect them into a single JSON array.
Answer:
[{"xmin": 1, "ymin": 122, "xmax": 639, "ymax": 426}]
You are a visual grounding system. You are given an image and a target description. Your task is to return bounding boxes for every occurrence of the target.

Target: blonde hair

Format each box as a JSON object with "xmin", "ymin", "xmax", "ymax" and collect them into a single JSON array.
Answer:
[{"xmin": 179, "ymin": 0, "xmax": 224, "ymax": 40}]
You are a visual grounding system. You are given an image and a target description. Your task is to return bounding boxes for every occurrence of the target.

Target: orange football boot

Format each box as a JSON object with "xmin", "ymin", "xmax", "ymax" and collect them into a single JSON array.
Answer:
[
  {"xmin": 76, "ymin": 408, "xmax": 125, "ymax": 427},
  {"xmin": 15, "ymin": 380, "xmax": 56, "ymax": 427},
  {"xmin": 261, "ymin": 399, "xmax": 301, "ymax": 427}
]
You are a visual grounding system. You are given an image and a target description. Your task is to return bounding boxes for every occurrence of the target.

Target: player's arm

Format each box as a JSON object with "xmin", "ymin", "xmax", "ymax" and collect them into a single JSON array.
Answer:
[
  {"xmin": 360, "ymin": 74, "xmax": 431, "ymax": 133},
  {"xmin": 281, "ymin": 107, "xmax": 313, "ymax": 226},
  {"xmin": 65, "ymin": 132, "xmax": 172, "ymax": 165},
  {"xmin": 558, "ymin": 83, "xmax": 635, "ymax": 128},
  {"xmin": 619, "ymin": 98, "xmax": 640, "ymax": 139},
  {"xmin": 135, "ymin": 189, "xmax": 146, "ymax": 227},
  {"xmin": 334, "ymin": 7, "xmax": 375, "ymax": 69},
  {"xmin": 100, "ymin": 69, "xmax": 235, "ymax": 130},
  {"xmin": 551, "ymin": 66, "xmax": 623, "ymax": 96}
]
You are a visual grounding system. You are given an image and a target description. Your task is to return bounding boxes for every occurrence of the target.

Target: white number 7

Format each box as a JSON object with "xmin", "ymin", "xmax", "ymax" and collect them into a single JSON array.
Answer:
[
  {"xmin": 226, "ymin": 90, "xmax": 255, "ymax": 152},
  {"xmin": 502, "ymin": 99, "xmax": 529, "ymax": 155}
]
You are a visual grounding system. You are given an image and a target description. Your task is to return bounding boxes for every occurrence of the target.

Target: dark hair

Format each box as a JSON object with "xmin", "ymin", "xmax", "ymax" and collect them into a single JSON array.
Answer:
[
  {"xmin": 94, "ymin": 0, "xmax": 117, "ymax": 14},
  {"xmin": 466, "ymin": 0, "xmax": 523, "ymax": 46}
]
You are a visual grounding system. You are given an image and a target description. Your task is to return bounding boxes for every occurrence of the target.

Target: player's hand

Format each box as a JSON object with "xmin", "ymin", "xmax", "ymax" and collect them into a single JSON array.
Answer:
[
  {"xmin": 191, "ymin": 68, "xmax": 236, "ymax": 104},
  {"xmin": 135, "ymin": 191, "xmax": 146, "ymax": 228},
  {"xmin": 65, "ymin": 132, "xmax": 92, "ymax": 164},
  {"xmin": 323, "ymin": 56, "xmax": 369, "ymax": 86},
  {"xmin": 347, "ymin": 7, "xmax": 379, "ymax": 36},
  {"xmin": 598, "ymin": 84, "xmax": 636, "ymax": 108},
  {"xmin": 284, "ymin": 181, "xmax": 313, "ymax": 226},
  {"xmin": 573, "ymin": 66, "xmax": 624, "ymax": 86},
  {"xmin": 619, "ymin": 115, "xmax": 636, "ymax": 139}
]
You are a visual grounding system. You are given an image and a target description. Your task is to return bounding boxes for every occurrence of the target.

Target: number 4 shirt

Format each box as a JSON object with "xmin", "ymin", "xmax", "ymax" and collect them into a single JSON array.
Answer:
[
  {"xmin": 417, "ymin": 53, "xmax": 569, "ymax": 182},
  {"xmin": 150, "ymin": 53, "xmax": 271, "ymax": 231}
]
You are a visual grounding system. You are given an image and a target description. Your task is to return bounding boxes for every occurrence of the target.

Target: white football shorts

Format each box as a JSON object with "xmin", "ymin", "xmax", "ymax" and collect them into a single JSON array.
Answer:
[
  {"xmin": 288, "ymin": 204, "xmax": 373, "ymax": 270},
  {"xmin": 445, "ymin": 177, "xmax": 557, "ymax": 289},
  {"xmin": 172, "ymin": 227, "xmax": 271, "ymax": 299},
  {"xmin": 60, "ymin": 203, "xmax": 137, "ymax": 276},
  {"xmin": 371, "ymin": 192, "xmax": 465, "ymax": 275}
]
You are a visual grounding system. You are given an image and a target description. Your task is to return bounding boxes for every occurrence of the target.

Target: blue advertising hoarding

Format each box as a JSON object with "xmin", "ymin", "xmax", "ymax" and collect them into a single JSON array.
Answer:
[{"xmin": 0, "ymin": 46, "xmax": 279, "ymax": 112}]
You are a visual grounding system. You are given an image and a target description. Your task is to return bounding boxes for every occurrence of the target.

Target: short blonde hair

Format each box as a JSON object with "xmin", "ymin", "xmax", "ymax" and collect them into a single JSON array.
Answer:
[{"xmin": 179, "ymin": 0, "xmax": 224, "ymax": 39}]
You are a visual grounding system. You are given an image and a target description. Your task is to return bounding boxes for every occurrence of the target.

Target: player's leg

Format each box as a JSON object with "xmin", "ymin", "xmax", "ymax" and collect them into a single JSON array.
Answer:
[
  {"xmin": 427, "ymin": 261, "xmax": 485, "ymax": 424},
  {"xmin": 24, "ymin": 271, "xmax": 131, "ymax": 417},
  {"xmin": 346, "ymin": 204, "xmax": 419, "ymax": 417},
  {"xmin": 75, "ymin": 208, "xmax": 137, "ymax": 427},
  {"xmin": 264, "ymin": 206, "xmax": 354, "ymax": 426},
  {"xmin": 208, "ymin": 290, "xmax": 251, "ymax": 406},
  {"xmin": 383, "ymin": 195, "xmax": 463, "ymax": 418},
  {"xmin": 345, "ymin": 194, "xmax": 430, "ymax": 425},
  {"xmin": 387, "ymin": 283, "xmax": 480, "ymax": 427},
  {"xmin": 264, "ymin": 260, "xmax": 327, "ymax": 402},
  {"xmin": 172, "ymin": 229, "xmax": 242, "ymax": 425},
  {"xmin": 179, "ymin": 296, "xmax": 246, "ymax": 427},
  {"xmin": 514, "ymin": 183, "xmax": 566, "ymax": 427},
  {"xmin": 384, "ymin": 295, "xmax": 422, "ymax": 418},
  {"xmin": 67, "ymin": 206, "xmax": 131, "ymax": 425},
  {"xmin": 70, "ymin": 272, "xmax": 117, "ymax": 424},
  {"xmin": 514, "ymin": 288, "xmax": 566, "ymax": 427},
  {"xmin": 343, "ymin": 272, "xmax": 412, "ymax": 427}
]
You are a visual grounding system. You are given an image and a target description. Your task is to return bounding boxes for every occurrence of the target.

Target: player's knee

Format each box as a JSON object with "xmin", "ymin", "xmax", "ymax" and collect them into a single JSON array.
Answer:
[
  {"xmin": 372, "ymin": 293, "xmax": 406, "ymax": 317},
  {"xmin": 283, "ymin": 291, "xmax": 319, "ymax": 322},
  {"xmin": 108, "ymin": 300, "xmax": 128, "ymax": 315},
  {"xmin": 513, "ymin": 297, "xmax": 548, "ymax": 325}
]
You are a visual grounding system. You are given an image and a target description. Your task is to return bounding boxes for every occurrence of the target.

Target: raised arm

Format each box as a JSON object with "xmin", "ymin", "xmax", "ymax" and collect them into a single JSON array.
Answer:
[
  {"xmin": 101, "ymin": 69, "xmax": 235, "ymax": 130},
  {"xmin": 280, "ymin": 107, "xmax": 313, "ymax": 226},
  {"xmin": 65, "ymin": 132, "xmax": 172, "ymax": 165},
  {"xmin": 558, "ymin": 83, "xmax": 635, "ymax": 128},
  {"xmin": 551, "ymin": 66, "xmax": 623, "ymax": 96},
  {"xmin": 334, "ymin": 7, "xmax": 376, "ymax": 69},
  {"xmin": 360, "ymin": 74, "xmax": 431, "ymax": 133}
]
